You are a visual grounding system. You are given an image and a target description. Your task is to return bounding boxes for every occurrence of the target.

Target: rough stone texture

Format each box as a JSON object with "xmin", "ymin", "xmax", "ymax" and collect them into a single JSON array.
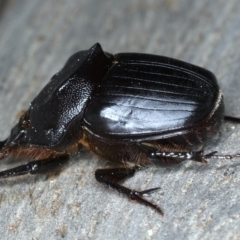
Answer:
[{"xmin": 0, "ymin": 0, "xmax": 240, "ymax": 239}]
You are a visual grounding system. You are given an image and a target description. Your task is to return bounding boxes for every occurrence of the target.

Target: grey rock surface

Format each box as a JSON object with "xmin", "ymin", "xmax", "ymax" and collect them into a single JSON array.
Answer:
[{"xmin": 0, "ymin": 0, "xmax": 240, "ymax": 239}]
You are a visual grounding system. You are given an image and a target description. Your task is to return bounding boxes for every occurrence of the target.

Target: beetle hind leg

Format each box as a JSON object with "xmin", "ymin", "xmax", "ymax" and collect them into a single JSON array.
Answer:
[
  {"xmin": 141, "ymin": 143, "xmax": 240, "ymax": 165},
  {"xmin": 204, "ymin": 152, "xmax": 240, "ymax": 160},
  {"xmin": 140, "ymin": 144, "xmax": 211, "ymax": 164},
  {"xmin": 95, "ymin": 167, "xmax": 163, "ymax": 215},
  {"xmin": 140, "ymin": 142, "xmax": 240, "ymax": 164},
  {"xmin": 0, "ymin": 154, "xmax": 69, "ymax": 179}
]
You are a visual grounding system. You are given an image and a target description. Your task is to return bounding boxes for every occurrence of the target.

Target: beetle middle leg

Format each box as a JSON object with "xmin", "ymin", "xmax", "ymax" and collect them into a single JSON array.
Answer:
[
  {"xmin": 95, "ymin": 167, "xmax": 163, "ymax": 215},
  {"xmin": 0, "ymin": 154, "xmax": 69, "ymax": 179}
]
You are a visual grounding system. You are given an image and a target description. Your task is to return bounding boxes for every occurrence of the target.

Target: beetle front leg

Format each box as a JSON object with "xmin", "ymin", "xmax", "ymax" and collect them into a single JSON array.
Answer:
[
  {"xmin": 0, "ymin": 154, "xmax": 69, "ymax": 179},
  {"xmin": 95, "ymin": 168, "xmax": 163, "ymax": 215}
]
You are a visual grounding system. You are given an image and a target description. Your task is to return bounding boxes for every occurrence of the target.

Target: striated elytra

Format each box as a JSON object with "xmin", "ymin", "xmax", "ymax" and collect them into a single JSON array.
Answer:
[{"xmin": 0, "ymin": 43, "xmax": 239, "ymax": 215}]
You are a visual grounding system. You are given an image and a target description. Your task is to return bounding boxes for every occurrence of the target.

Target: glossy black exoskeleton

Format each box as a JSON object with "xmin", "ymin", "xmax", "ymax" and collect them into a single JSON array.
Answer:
[{"xmin": 0, "ymin": 43, "xmax": 240, "ymax": 215}]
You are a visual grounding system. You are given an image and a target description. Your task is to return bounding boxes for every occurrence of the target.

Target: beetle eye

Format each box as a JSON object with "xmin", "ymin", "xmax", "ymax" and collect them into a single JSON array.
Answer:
[
  {"xmin": 21, "ymin": 112, "xmax": 30, "ymax": 130},
  {"xmin": 22, "ymin": 119, "xmax": 30, "ymax": 129}
]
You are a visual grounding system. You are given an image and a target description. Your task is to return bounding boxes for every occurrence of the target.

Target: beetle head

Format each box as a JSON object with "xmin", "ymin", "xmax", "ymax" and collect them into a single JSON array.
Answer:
[
  {"xmin": 0, "ymin": 110, "xmax": 58, "ymax": 161},
  {"xmin": 0, "ymin": 97, "xmax": 84, "ymax": 161}
]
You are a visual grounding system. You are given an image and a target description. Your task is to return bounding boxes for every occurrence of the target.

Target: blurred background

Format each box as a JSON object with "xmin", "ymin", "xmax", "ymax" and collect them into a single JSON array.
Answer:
[{"xmin": 0, "ymin": 0, "xmax": 240, "ymax": 239}]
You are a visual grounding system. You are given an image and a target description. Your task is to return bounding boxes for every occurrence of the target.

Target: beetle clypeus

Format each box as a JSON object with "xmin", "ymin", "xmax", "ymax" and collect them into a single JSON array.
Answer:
[{"xmin": 0, "ymin": 43, "xmax": 240, "ymax": 215}]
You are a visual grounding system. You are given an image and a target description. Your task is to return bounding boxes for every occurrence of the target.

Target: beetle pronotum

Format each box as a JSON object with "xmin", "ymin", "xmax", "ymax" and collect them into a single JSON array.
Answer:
[{"xmin": 0, "ymin": 43, "xmax": 240, "ymax": 215}]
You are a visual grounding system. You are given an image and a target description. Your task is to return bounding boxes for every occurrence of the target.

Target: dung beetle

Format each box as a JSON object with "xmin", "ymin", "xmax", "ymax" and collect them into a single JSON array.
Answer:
[{"xmin": 0, "ymin": 43, "xmax": 240, "ymax": 215}]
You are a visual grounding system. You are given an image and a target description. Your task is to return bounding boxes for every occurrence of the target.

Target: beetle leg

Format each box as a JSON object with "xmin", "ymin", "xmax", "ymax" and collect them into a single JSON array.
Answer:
[
  {"xmin": 140, "ymin": 144, "xmax": 207, "ymax": 164},
  {"xmin": 0, "ymin": 154, "xmax": 69, "ymax": 179},
  {"xmin": 204, "ymin": 152, "xmax": 240, "ymax": 160},
  {"xmin": 140, "ymin": 144, "xmax": 214, "ymax": 164},
  {"xmin": 95, "ymin": 168, "xmax": 163, "ymax": 215},
  {"xmin": 224, "ymin": 116, "xmax": 240, "ymax": 123}
]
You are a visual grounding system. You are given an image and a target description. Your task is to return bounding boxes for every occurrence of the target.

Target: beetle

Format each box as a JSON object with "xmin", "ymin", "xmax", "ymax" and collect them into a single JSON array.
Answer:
[{"xmin": 0, "ymin": 43, "xmax": 240, "ymax": 215}]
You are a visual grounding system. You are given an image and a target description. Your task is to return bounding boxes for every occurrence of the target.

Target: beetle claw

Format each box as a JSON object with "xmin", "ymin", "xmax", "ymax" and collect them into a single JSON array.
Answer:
[
  {"xmin": 204, "ymin": 151, "xmax": 218, "ymax": 159},
  {"xmin": 130, "ymin": 190, "xmax": 164, "ymax": 215},
  {"xmin": 202, "ymin": 151, "xmax": 219, "ymax": 163},
  {"xmin": 138, "ymin": 187, "xmax": 161, "ymax": 196}
]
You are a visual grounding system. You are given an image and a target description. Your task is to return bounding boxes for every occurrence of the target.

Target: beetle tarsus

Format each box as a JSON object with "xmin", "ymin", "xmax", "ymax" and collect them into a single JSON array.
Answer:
[
  {"xmin": 129, "ymin": 189, "xmax": 164, "ymax": 215},
  {"xmin": 95, "ymin": 167, "xmax": 163, "ymax": 215},
  {"xmin": 138, "ymin": 187, "xmax": 161, "ymax": 196},
  {"xmin": 204, "ymin": 153, "xmax": 240, "ymax": 160},
  {"xmin": 224, "ymin": 116, "xmax": 240, "ymax": 123}
]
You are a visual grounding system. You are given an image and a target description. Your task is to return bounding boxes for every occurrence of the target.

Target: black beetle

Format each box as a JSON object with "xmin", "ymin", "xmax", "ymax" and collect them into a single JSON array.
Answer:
[{"xmin": 0, "ymin": 43, "xmax": 240, "ymax": 215}]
